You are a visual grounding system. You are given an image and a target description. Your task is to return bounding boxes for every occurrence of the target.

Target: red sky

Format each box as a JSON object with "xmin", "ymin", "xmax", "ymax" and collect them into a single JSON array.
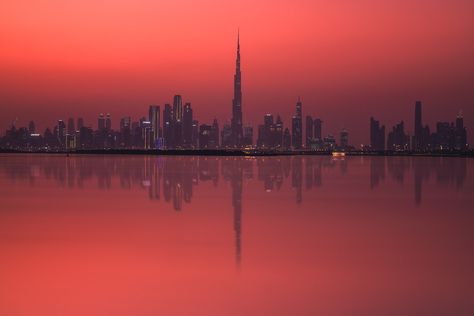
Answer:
[{"xmin": 0, "ymin": 0, "xmax": 473, "ymax": 145}]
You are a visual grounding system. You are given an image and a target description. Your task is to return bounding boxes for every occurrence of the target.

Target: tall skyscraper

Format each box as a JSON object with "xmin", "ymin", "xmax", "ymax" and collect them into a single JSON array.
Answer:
[
  {"xmin": 173, "ymin": 95, "xmax": 183, "ymax": 147},
  {"xmin": 67, "ymin": 118, "xmax": 75, "ymax": 135},
  {"xmin": 291, "ymin": 98, "xmax": 303, "ymax": 149},
  {"xmin": 57, "ymin": 120, "xmax": 66, "ymax": 147},
  {"xmin": 370, "ymin": 117, "xmax": 385, "ymax": 151},
  {"xmin": 340, "ymin": 128, "xmax": 349, "ymax": 149},
  {"xmin": 414, "ymin": 101, "xmax": 423, "ymax": 151},
  {"xmin": 314, "ymin": 118, "xmax": 322, "ymax": 140},
  {"xmin": 163, "ymin": 104, "xmax": 173, "ymax": 148},
  {"xmin": 231, "ymin": 31, "xmax": 243, "ymax": 147},
  {"xmin": 183, "ymin": 103, "xmax": 193, "ymax": 147},
  {"xmin": 98, "ymin": 113, "xmax": 105, "ymax": 131},
  {"xmin": 173, "ymin": 95, "xmax": 183, "ymax": 123},
  {"xmin": 149, "ymin": 105, "xmax": 160, "ymax": 147},
  {"xmin": 105, "ymin": 113, "xmax": 112, "ymax": 131}
]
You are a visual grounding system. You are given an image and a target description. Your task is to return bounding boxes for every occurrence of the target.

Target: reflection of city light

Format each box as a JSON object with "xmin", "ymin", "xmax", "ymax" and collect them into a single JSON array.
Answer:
[
  {"xmin": 266, "ymin": 189, "xmax": 272, "ymax": 192},
  {"xmin": 142, "ymin": 180, "xmax": 151, "ymax": 187}
]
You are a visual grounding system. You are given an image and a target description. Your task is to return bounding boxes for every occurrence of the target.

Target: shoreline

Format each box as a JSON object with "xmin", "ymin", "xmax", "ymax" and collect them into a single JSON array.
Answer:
[{"xmin": 0, "ymin": 148, "xmax": 473, "ymax": 158}]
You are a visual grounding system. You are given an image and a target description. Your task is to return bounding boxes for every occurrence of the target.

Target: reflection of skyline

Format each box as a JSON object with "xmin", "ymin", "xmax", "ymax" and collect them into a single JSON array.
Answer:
[
  {"xmin": 0, "ymin": 155, "xmax": 470, "ymax": 266},
  {"xmin": 1, "ymin": 155, "xmax": 469, "ymax": 208},
  {"xmin": 370, "ymin": 156, "xmax": 468, "ymax": 206}
]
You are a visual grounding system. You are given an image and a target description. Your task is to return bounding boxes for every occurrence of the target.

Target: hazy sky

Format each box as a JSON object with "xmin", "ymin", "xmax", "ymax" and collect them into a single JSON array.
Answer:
[{"xmin": 1, "ymin": 0, "xmax": 473, "ymax": 145}]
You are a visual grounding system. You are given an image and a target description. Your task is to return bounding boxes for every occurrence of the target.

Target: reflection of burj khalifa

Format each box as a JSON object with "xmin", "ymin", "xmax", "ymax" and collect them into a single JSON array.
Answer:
[{"xmin": 222, "ymin": 158, "xmax": 243, "ymax": 267}]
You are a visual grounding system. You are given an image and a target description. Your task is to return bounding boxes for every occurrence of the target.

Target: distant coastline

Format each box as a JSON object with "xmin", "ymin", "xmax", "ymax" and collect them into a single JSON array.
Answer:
[{"xmin": 0, "ymin": 148, "xmax": 472, "ymax": 158}]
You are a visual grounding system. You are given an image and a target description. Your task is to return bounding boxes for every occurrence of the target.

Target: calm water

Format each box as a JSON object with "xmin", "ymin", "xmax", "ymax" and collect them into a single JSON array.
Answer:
[{"xmin": 0, "ymin": 154, "xmax": 473, "ymax": 315}]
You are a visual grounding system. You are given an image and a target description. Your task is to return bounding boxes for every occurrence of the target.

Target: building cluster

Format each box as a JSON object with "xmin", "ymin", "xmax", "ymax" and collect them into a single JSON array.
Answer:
[
  {"xmin": 0, "ymin": 34, "xmax": 469, "ymax": 152},
  {"xmin": 370, "ymin": 101, "xmax": 468, "ymax": 152}
]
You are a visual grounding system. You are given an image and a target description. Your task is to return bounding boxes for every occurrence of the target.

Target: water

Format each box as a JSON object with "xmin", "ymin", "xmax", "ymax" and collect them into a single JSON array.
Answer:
[{"xmin": 0, "ymin": 154, "xmax": 473, "ymax": 315}]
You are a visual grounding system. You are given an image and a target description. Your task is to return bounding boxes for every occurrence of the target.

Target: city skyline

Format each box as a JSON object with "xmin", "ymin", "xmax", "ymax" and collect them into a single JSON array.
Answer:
[
  {"xmin": 0, "ymin": 34, "xmax": 469, "ymax": 153},
  {"xmin": 1, "ymin": 0, "xmax": 473, "ymax": 145}
]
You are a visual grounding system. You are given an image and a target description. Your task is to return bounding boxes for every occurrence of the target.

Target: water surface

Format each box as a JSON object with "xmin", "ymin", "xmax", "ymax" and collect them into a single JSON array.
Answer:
[{"xmin": 0, "ymin": 155, "xmax": 473, "ymax": 315}]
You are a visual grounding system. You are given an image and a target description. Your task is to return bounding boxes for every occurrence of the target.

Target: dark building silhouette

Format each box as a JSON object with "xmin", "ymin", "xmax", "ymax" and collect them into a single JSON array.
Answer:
[
  {"xmin": 455, "ymin": 112, "xmax": 467, "ymax": 150},
  {"xmin": 199, "ymin": 121, "xmax": 219, "ymax": 149},
  {"xmin": 414, "ymin": 101, "xmax": 423, "ymax": 151},
  {"xmin": 283, "ymin": 128, "xmax": 291, "ymax": 150},
  {"xmin": 243, "ymin": 125, "xmax": 253, "ymax": 147},
  {"xmin": 387, "ymin": 121, "xmax": 409, "ymax": 151},
  {"xmin": 183, "ymin": 103, "xmax": 193, "ymax": 148},
  {"xmin": 221, "ymin": 123, "xmax": 232, "ymax": 148},
  {"xmin": 192, "ymin": 120, "xmax": 199, "ymax": 148},
  {"xmin": 231, "ymin": 31, "xmax": 243, "ymax": 148},
  {"xmin": 339, "ymin": 128, "xmax": 349, "ymax": 149},
  {"xmin": 292, "ymin": 98, "xmax": 303, "ymax": 149},
  {"xmin": 105, "ymin": 113, "xmax": 112, "ymax": 131},
  {"xmin": 370, "ymin": 117, "xmax": 385, "ymax": 151},
  {"xmin": 148, "ymin": 105, "xmax": 160, "ymax": 148},
  {"xmin": 98, "ymin": 113, "xmax": 105, "ymax": 131},
  {"xmin": 163, "ymin": 104, "xmax": 173, "ymax": 148}
]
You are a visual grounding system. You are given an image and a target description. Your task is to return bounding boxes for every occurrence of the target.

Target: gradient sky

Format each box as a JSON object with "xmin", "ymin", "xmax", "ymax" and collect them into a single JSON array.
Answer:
[{"xmin": 0, "ymin": 0, "xmax": 473, "ymax": 145}]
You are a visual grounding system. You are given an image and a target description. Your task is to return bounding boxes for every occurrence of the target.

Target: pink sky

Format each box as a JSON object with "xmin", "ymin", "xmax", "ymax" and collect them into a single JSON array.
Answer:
[{"xmin": 0, "ymin": 0, "xmax": 473, "ymax": 145}]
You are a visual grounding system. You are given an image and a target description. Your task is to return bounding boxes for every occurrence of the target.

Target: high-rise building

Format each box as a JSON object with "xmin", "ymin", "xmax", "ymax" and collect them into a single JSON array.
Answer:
[
  {"xmin": 231, "ymin": 31, "xmax": 243, "ymax": 147},
  {"xmin": 173, "ymin": 95, "xmax": 183, "ymax": 123},
  {"xmin": 314, "ymin": 118, "xmax": 322, "ymax": 140},
  {"xmin": 292, "ymin": 98, "xmax": 303, "ymax": 149},
  {"xmin": 28, "ymin": 121, "xmax": 36, "ymax": 134},
  {"xmin": 274, "ymin": 116, "xmax": 283, "ymax": 148},
  {"xmin": 455, "ymin": 111, "xmax": 467, "ymax": 151},
  {"xmin": 57, "ymin": 120, "xmax": 66, "ymax": 147},
  {"xmin": 306, "ymin": 115, "xmax": 313, "ymax": 148},
  {"xmin": 340, "ymin": 128, "xmax": 349, "ymax": 149},
  {"xmin": 221, "ymin": 123, "xmax": 232, "ymax": 148},
  {"xmin": 243, "ymin": 125, "xmax": 253, "ymax": 147},
  {"xmin": 149, "ymin": 105, "xmax": 160, "ymax": 147},
  {"xmin": 192, "ymin": 120, "xmax": 199, "ymax": 148},
  {"xmin": 183, "ymin": 103, "xmax": 193, "ymax": 147},
  {"xmin": 120, "ymin": 117, "xmax": 131, "ymax": 148},
  {"xmin": 413, "ymin": 101, "xmax": 430, "ymax": 151},
  {"xmin": 98, "ymin": 113, "xmax": 105, "ymax": 131},
  {"xmin": 387, "ymin": 121, "xmax": 409, "ymax": 151},
  {"xmin": 163, "ymin": 104, "xmax": 173, "ymax": 148},
  {"xmin": 105, "ymin": 113, "xmax": 112, "ymax": 130},
  {"xmin": 282, "ymin": 128, "xmax": 291, "ymax": 150},
  {"xmin": 67, "ymin": 118, "xmax": 75, "ymax": 135},
  {"xmin": 370, "ymin": 117, "xmax": 385, "ymax": 151}
]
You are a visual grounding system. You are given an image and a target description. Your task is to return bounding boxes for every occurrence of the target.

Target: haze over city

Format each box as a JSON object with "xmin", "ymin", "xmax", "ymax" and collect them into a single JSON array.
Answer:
[{"xmin": 1, "ymin": 0, "xmax": 473, "ymax": 145}]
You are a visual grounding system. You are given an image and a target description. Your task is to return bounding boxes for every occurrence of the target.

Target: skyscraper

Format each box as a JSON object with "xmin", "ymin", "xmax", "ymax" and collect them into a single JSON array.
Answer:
[
  {"xmin": 183, "ymin": 103, "xmax": 193, "ymax": 147},
  {"xmin": 414, "ymin": 101, "xmax": 423, "ymax": 151},
  {"xmin": 291, "ymin": 98, "xmax": 303, "ymax": 149},
  {"xmin": 105, "ymin": 113, "xmax": 112, "ymax": 131},
  {"xmin": 370, "ymin": 117, "xmax": 385, "ymax": 151},
  {"xmin": 314, "ymin": 118, "xmax": 322, "ymax": 140},
  {"xmin": 67, "ymin": 118, "xmax": 75, "ymax": 135},
  {"xmin": 173, "ymin": 95, "xmax": 183, "ymax": 147},
  {"xmin": 98, "ymin": 113, "xmax": 105, "ymax": 131},
  {"xmin": 173, "ymin": 95, "xmax": 183, "ymax": 123},
  {"xmin": 340, "ymin": 128, "xmax": 349, "ymax": 149},
  {"xmin": 231, "ymin": 31, "xmax": 243, "ymax": 147},
  {"xmin": 163, "ymin": 104, "xmax": 173, "ymax": 148},
  {"xmin": 149, "ymin": 105, "xmax": 160, "ymax": 148}
]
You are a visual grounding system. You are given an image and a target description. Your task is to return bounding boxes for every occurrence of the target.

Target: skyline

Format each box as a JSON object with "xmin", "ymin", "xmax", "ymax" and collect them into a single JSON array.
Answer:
[
  {"xmin": 0, "ymin": 34, "xmax": 469, "ymax": 152},
  {"xmin": 1, "ymin": 0, "xmax": 473, "ymax": 145}
]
